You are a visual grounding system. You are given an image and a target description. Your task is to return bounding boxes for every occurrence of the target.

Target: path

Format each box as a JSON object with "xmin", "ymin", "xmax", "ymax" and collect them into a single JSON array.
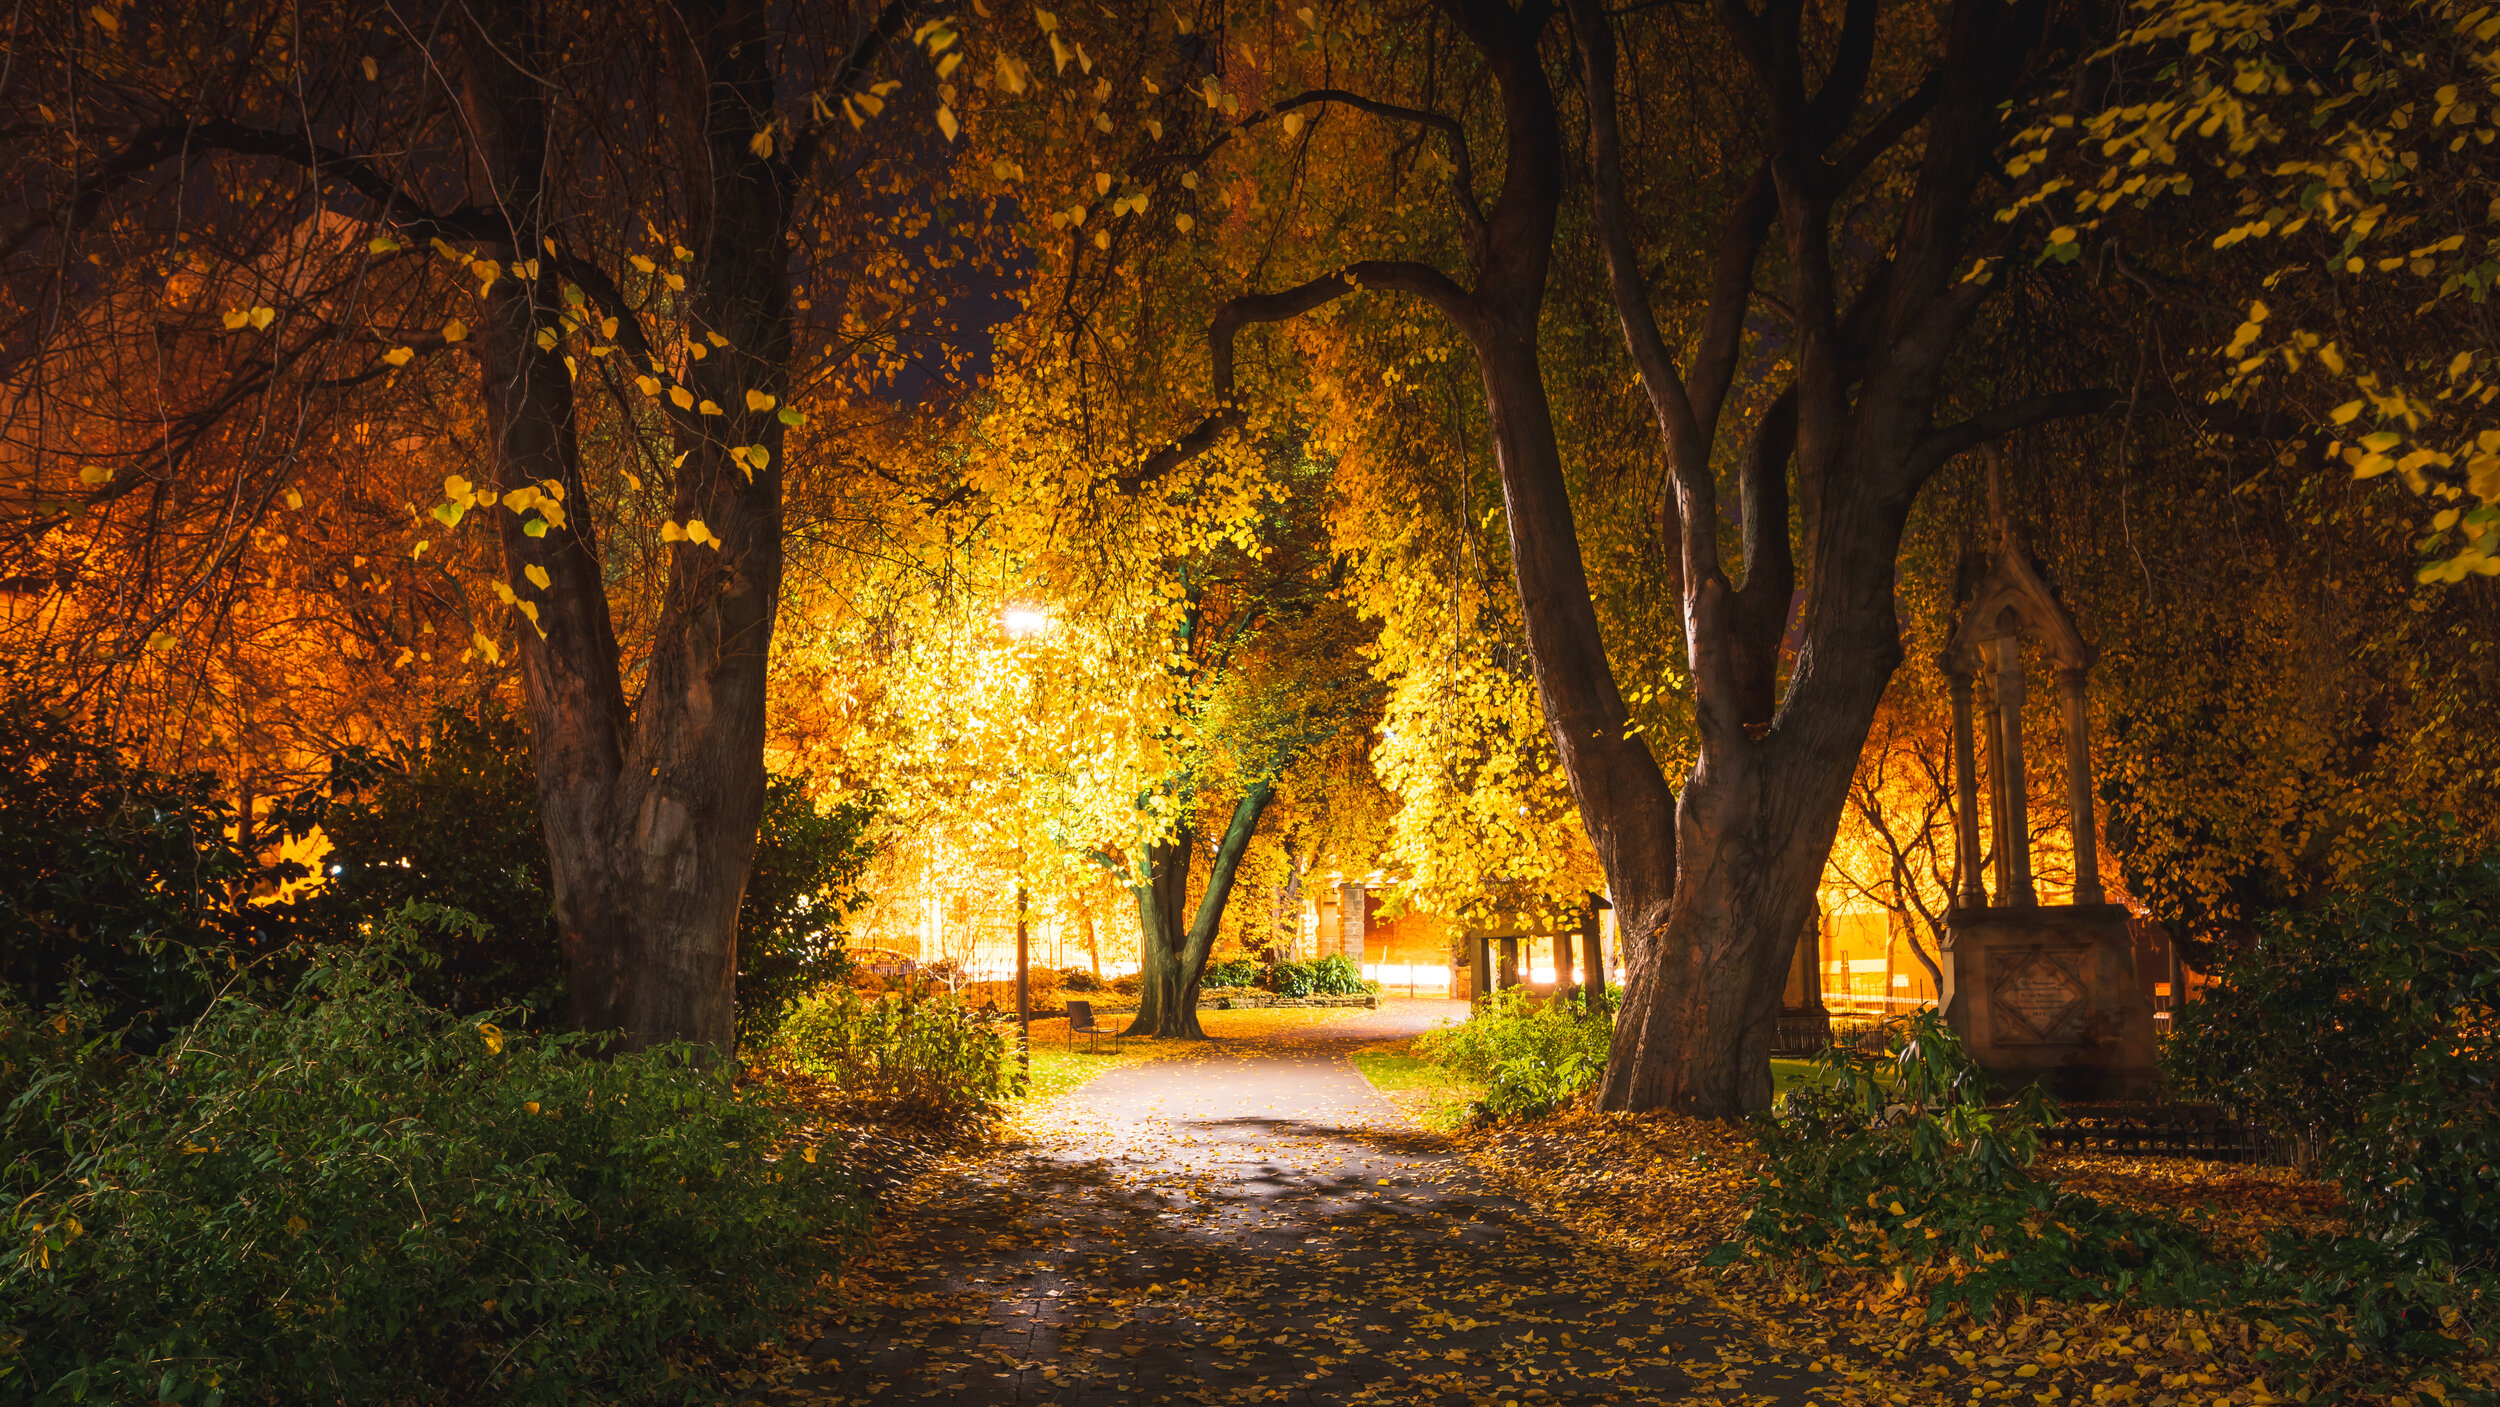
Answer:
[{"xmin": 772, "ymin": 1000, "xmax": 1826, "ymax": 1405}]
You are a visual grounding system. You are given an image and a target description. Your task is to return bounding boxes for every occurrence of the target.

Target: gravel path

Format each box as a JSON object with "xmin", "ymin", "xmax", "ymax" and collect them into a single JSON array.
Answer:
[{"xmin": 767, "ymin": 1001, "xmax": 1826, "ymax": 1405}]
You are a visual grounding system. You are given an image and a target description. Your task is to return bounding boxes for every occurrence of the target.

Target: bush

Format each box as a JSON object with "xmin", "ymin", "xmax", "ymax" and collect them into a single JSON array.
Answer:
[
  {"xmin": 1108, "ymin": 972, "xmax": 1142, "ymax": 997},
  {"xmin": 733, "ymin": 779, "xmax": 880, "ymax": 1042},
  {"xmin": 770, "ymin": 984, "xmax": 1016, "ymax": 1126},
  {"xmin": 0, "ymin": 683, "xmax": 317, "ymax": 1046},
  {"xmin": 1058, "ymin": 967, "xmax": 1105, "ymax": 993},
  {"xmin": 1265, "ymin": 953, "xmax": 1371, "ymax": 998},
  {"xmin": 1736, "ymin": 1008, "xmax": 2205, "ymax": 1321},
  {"xmin": 1413, "ymin": 988, "xmax": 1612, "ymax": 1120},
  {"xmin": 0, "ymin": 910, "xmax": 864, "ymax": 1405},
  {"xmin": 2167, "ymin": 824, "xmax": 2500, "ymax": 1267},
  {"xmin": 320, "ymin": 707, "xmax": 565, "ymax": 1017},
  {"xmin": 1201, "ymin": 958, "xmax": 1264, "ymax": 990}
]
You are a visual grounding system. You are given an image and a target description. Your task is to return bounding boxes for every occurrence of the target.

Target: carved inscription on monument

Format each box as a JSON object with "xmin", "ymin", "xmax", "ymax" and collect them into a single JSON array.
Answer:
[{"xmin": 1990, "ymin": 948, "xmax": 2087, "ymax": 1043}]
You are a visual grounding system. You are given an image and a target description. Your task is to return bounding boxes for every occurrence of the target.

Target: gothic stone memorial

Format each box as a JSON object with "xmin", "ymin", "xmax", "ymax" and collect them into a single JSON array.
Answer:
[{"xmin": 1937, "ymin": 510, "xmax": 2159, "ymax": 1100}]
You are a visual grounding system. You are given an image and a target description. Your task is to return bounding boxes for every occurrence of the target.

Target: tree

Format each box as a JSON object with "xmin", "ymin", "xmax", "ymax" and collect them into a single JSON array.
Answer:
[
  {"xmin": 1064, "ymin": 0, "xmax": 2106, "ymax": 1110},
  {"xmin": 1, "ymin": 0, "xmax": 993, "ymax": 1052}
]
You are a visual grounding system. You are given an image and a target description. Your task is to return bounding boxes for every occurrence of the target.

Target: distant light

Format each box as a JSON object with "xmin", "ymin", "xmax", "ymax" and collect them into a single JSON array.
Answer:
[{"xmin": 1002, "ymin": 606, "xmax": 1051, "ymax": 637}]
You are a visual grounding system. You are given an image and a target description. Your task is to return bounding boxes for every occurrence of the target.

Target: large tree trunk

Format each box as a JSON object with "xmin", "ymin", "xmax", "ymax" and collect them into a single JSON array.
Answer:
[
  {"xmin": 1125, "ymin": 782, "xmax": 1275, "ymax": 1038},
  {"xmin": 460, "ymin": 1, "xmax": 791, "ymax": 1055}
]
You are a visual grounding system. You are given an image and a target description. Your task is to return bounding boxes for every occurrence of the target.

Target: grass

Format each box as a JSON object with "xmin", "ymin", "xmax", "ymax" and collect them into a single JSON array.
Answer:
[
  {"xmin": 1010, "ymin": 1016, "xmax": 1190, "ymax": 1103},
  {"xmin": 1350, "ymin": 1047, "xmax": 1483, "ymax": 1130}
]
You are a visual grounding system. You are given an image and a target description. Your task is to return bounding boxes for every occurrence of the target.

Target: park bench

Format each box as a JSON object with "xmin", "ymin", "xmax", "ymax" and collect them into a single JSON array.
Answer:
[{"xmin": 1065, "ymin": 999, "xmax": 1123, "ymax": 1054}]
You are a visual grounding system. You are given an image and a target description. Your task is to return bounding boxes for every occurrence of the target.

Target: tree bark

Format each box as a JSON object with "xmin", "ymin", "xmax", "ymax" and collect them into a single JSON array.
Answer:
[
  {"xmin": 1125, "ymin": 781, "xmax": 1276, "ymax": 1038},
  {"xmin": 459, "ymin": 0, "xmax": 793, "ymax": 1055}
]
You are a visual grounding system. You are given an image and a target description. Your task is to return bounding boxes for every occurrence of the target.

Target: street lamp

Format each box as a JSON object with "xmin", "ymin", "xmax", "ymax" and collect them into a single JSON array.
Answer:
[{"xmin": 1001, "ymin": 601, "xmax": 1052, "ymax": 1075}]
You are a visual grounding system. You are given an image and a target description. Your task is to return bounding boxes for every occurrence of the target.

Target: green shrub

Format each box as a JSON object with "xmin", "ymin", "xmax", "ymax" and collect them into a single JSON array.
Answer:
[
  {"xmin": 2166, "ymin": 823, "xmax": 2500, "ymax": 1267},
  {"xmin": 770, "ymin": 984, "xmax": 1015, "ymax": 1125},
  {"xmin": 1413, "ymin": 988, "xmax": 1611, "ymax": 1120},
  {"xmin": 1265, "ymin": 953, "xmax": 1370, "ymax": 998},
  {"xmin": 732, "ymin": 780, "xmax": 879, "ymax": 1042},
  {"xmin": 1201, "ymin": 958, "xmax": 1264, "ymax": 990},
  {"xmin": 0, "ymin": 909, "xmax": 865, "ymax": 1406},
  {"xmin": 1735, "ymin": 1008, "xmax": 2206, "ymax": 1321},
  {"xmin": 1058, "ymin": 967, "xmax": 1105, "ymax": 993},
  {"xmin": 327, "ymin": 707, "xmax": 879, "ymax": 1033},
  {"xmin": 0, "ymin": 683, "xmax": 317, "ymax": 1045}
]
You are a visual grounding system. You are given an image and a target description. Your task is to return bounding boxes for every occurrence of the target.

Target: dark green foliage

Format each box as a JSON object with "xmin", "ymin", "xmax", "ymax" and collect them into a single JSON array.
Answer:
[
  {"xmin": 769, "ymin": 984, "xmax": 1016, "ymax": 1126},
  {"xmin": 1739, "ymin": 1011, "xmax": 2499, "ymax": 1381},
  {"xmin": 321, "ymin": 707, "xmax": 563, "ymax": 1016},
  {"xmin": 0, "ymin": 912, "xmax": 865, "ymax": 1406},
  {"xmin": 0, "ymin": 685, "xmax": 315, "ymax": 1046},
  {"xmin": 1200, "ymin": 958, "xmax": 1264, "ymax": 989},
  {"xmin": 735, "ymin": 779, "xmax": 879, "ymax": 1042},
  {"xmin": 1738, "ymin": 1010, "xmax": 2206, "ymax": 1321},
  {"xmin": 1413, "ymin": 988, "xmax": 1611, "ymax": 1120},
  {"xmin": 2167, "ymin": 823, "xmax": 2500, "ymax": 1267},
  {"xmin": 1264, "ymin": 953, "xmax": 1370, "ymax": 997}
]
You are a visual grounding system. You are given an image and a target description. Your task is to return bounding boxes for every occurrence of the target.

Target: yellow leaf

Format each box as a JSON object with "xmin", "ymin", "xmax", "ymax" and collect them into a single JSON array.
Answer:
[
  {"xmin": 698, "ymin": 399, "xmax": 723, "ymax": 415},
  {"xmin": 524, "ymin": 1101, "xmax": 541, "ymax": 1115},
  {"xmin": 247, "ymin": 305, "xmax": 276, "ymax": 330},
  {"xmin": 2330, "ymin": 399, "xmax": 2364, "ymax": 424},
  {"xmin": 534, "ymin": 327, "xmax": 559, "ymax": 351},
  {"xmin": 686, "ymin": 519, "xmax": 719, "ymax": 547},
  {"xmin": 442, "ymin": 319, "xmax": 468, "ymax": 343},
  {"xmin": 1175, "ymin": 213, "xmax": 1194, "ymax": 233},
  {"xmin": 1282, "ymin": 111, "xmax": 1304, "ymax": 138},
  {"xmin": 937, "ymin": 105, "xmax": 960, "ymax": 141},
  {"xmin": 662, "ymin": 520, "xmax": 688, "ymax": 542},
  {"xmin": 745, "ymin": 388, "xmax": 777, "ymax": 411},
  {"xmin": 383, "ymin": 346, "xmax": 415, "ymax": 367},
  {"xmin": 284, "ymin": 489, "xmax": 303, "ymax": 510},
  {"xmin": 524, "ymin": 564, "xmax": 551, "ymax": 590},
  {"xmin": 361, "ymin": 56, "xmax": 378, "ymax": 81},
  {"xmin": 368, "ymin": 234, "xmax": 399, "ymax": 253},
  {"xmin": 285, "ymin": 1214, "xmax": 308, "ymax": 1236},
  {"xmin": 478, "ymin": 1021, "xmax": 504, "ymax": 1054},
  {"xmin": 749, "ymin": 129, "xmax": 775, "ymax": 158},
  {"xmin": 665, "ymin": 272, "xmax": 686, "ymax": 291},
  {"xmin": 636, "ymin": 374, "xmax": 662, "ymax": 397},
  {"xmin": 630, "ymin": 254, "xmax": 656, "ymax": 274},
  {"xmin": 669, "ymin": 385, "xmax": 695, "ymax": 410},
  {"xmin": 88, "ymin": 5, "xmax": 115, "ymax": 34}
]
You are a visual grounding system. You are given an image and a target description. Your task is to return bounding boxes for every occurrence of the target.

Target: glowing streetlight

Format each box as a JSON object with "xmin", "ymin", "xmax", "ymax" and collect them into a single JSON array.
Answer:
[{"xmin": 1002, "ymin": 606, "xmax": 1051, "ymax": 637}]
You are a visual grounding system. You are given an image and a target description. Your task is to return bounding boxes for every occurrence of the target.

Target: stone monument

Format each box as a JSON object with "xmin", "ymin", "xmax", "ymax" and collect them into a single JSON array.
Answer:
[{"xmin": 1939, "ymin": 472, "xmax": 2158, "ymax": 1100}]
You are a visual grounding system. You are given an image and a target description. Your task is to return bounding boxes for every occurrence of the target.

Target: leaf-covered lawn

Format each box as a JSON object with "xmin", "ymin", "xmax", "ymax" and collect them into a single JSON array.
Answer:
[{"xmin": 1454, "ymin": 1105, "xmax": 2497, "ymax": 1406}]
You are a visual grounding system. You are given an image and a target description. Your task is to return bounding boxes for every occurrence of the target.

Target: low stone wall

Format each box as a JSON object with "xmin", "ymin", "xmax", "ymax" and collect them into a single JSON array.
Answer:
[
  {"xmin": 1035, "ymin": 989, "xmax": 1382, "ymax": 1015},
  {"xmin": 1198, "ymin": 988, "xmax": 1380, "ymax": 1010}
]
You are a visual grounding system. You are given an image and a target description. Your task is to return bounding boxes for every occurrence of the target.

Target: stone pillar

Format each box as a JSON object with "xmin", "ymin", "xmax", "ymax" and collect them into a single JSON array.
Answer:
[
  {"xmin": 1334, "ymin": 882, "xmax": 1366, "ymax": 963},
  {"xmin": 1552, "ymin": 930, "xmax": 1574, "ymax": 994},
  {"xmin": 2057, "ymin": 667, "xmax": 2104, "ymax": 905},
  {"xmin": 1498, "ymin": 937, "xmax": 1520, "ymax": 991},
  {"xmin": 1981, "ymin": 677, "xmax": 2012, "ymax": 905},
  {"xmin": 1949, "ymin": 671, "xmax": 1988, "ymax": 908},
  {"xmin": 1582, "ymin": 901, "xmax": 1607, "ymax": 1015},
  {"xmin": 1990, "ymin": 633, "xmax": 2037, "ymax": 906}
]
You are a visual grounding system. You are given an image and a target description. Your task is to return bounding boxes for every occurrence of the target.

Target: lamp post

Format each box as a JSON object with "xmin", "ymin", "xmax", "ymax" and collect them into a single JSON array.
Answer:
[
  {"xmin": 1002, "ymin": 603, "xmax": 1051, "ymax": 1079},
  {"xmin": 1016, "ymin": 881, "xmax": 1031, "ymax": 1076}
]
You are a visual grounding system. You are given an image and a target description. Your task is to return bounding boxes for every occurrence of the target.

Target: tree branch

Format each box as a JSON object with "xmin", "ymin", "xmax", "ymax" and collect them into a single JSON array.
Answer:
[
  {"xmin": 1113, "ymin": 261, "xmax": 1469, "ymax": 495},
  {"xmin": 1906, "ymin": 389, "xmax": 2119, "ymax": 482}
]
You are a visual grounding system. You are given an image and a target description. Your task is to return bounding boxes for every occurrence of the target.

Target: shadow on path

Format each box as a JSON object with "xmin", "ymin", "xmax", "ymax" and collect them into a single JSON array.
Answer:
[{"xmin": 770, "ymin": 1025, "xmax": 1825, "ymax": 1405}]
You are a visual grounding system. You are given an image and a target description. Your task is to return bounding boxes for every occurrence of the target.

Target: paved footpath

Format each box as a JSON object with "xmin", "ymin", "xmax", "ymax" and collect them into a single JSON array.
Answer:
[{"xmin": 771, "ymin": 1001, "xmax": 1827, "ymax": 1406}]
